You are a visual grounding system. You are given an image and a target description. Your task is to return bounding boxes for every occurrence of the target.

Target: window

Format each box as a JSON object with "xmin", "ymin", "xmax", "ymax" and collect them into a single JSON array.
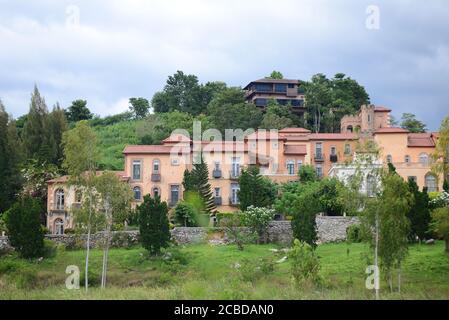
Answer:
[
  {"xmin": 287, "ymin": 160, "xmax": 295, "ymax": 175},
  {"xmin": 255, "ymin": 83, "xmax": 272, "ymax": 92},
  {"xmin": 170, "ymin": 185, "xmax": 180, "ymax": 204},
  {"xmin": 386, "ymin": 155, "xmax": 393, "ymax": 164},
  {"xmin": 344, "ymin": 144, "xmax": 351, "ymax": 155},
  {"xmin": 315, "ymin": 165, "xmax": 323, "ymax": 178},
  {"xmin": 368, "ymin": 114, "xmax": 371, "ymax": 123},
  {"xmin": 254, "ymin": 98, "xmax": 268, "ymax": 106},
  {"xmin": 315, "ymin": 143, "xmax": 323, "ymax": 159},
  {"xmin": 408, "ymin": 176, "xmax": 417, "ymax": 183},
  {"xmin": 55, "ymin": 189, "xmax": 65, "ymax": 210},
  {"xmin": 419, "ymin": 153, "xmax": 429, "ymax": 166},
  {"xmin": 231, "ymin": 157, "xmax": 240, "ymax": 177},
  {"xmin": 171, "ymin": 158, "xmax": 180, "ymax": 166},
  {"xmin": 274, "ymin": 84, "xmax": 287, "ymax": 93},
  {"xmin": 133, "ymin": 187, "xmax": 142, "ymax": 201},
  {"xmin": 152, "ymin": 187, "xmax": 160, "ymax": 198},
  {"xmin": 367, "ymin": 175, "xmax": 376, "ymax": 197},
  {"xmin": 214, "ymin": 187, "xmax": 221, "ymax": 197},
  {"xmin": 153, "ymin": 159, "xmax": 160, "ymax": 173},
  {"xmin": 231, "ymin": 183, "xmax": 240, "ymax": 205},
  {"xmin": 330, "ymin": 146, "xmax": 337, "ymax": 156},
  {"xmin": 297, "ymin": 160, "xmax": 303, "ymax": 172},
  {"xmin": 132, "ymin": 160, "xmax": 141, "ymax": 180},
  {"xmin": 288, "ymin": 84, "xmax": 295, "ymax": 89},
  {"xmin": 214, "ymin": 162, "xmax": 220, "ymax": 170},
  {"xmin": 347, "ymin": 126, "xmax": 353, "ymax": 133},
  {"xmin": 425, "ymin": 174, "xmax": 438, "ymax": 192},
  {"xmin": 405, "ymin": 155, "xmax": 411, "ymax": 163},
  {"xmin": 54, "ymin": 219, "xmax": 64, "ymax": 235}
]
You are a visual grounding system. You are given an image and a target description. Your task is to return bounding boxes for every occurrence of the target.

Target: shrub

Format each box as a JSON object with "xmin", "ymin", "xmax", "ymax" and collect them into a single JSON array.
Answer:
[
  {"xmin": 430, "ymin": 191, "xmax": 449, "ymax": 209},
  {"xmin": 241, "ymin": 206, "xmax": 275, "ymax": 244},
  {"xmin": 42, "ymin": 239, "xmax": 57, "ymax": 258},
  {"xmin": 237, "ymin": 257, "xmax": 276, "ymax": 283},
  {"xmin": 289, "ymin": 239, "xmax": 320, "ymax": 286},
  {"xmin": 221, "ymin": 215, "xmax": 251, "ymax": 251},
  {"xmin": 80, "ymin": 269, "xmax": 101, "ymax": 287},
  {"xmin": 174, "ymin": 202, "xmax": 198, "ymax": 227},
  {"xmin": 430, "ymin": 206, "xmax": 449, "ymax": 253},
  {"xmin": 5, "ymin": 196, "xmax": 45, "ymax": 259},
  {"xmin": 111, "ymin": 232, "xmax": 136, "ymax": 249},
  {"xmin": 64, "ymin": 228, "xmax": 75, "ymax": 235},
  {"xmin": 216, "ymin": 212, "xmax": 242, "ymax": 226},
  {"xmin": 346, "ymin": 224, "xmax": 362, "ymax": 243}
]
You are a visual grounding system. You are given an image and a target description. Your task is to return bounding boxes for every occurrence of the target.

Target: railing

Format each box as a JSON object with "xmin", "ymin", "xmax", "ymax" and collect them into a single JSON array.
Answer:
[
  {"xmin": 229, "ymin": 170, "xmax": 241, "ymax": 179},
  {"xmin": 214, "ymin": 197, "xmax": 222, "ymax": 206},
  {"xmin": 314, "ymin": 153, "xmax": 325, "ymax": 162},
  {"xmin": 213, "ymin": 169, "xmax": 222, "ymax": 178},
  {"xmin": 151, "ymin": 173, "xmax": 161, "ymax": 182},
  {"xmin": 330, "ymin": 154, "xmax": 338, "ymax": 163}
]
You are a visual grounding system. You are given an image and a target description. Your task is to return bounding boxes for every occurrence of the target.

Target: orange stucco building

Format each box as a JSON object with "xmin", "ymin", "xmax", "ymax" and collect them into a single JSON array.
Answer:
[{"xmin": 46, "ymin": 104, "xmax": 443, "ymax": 234}]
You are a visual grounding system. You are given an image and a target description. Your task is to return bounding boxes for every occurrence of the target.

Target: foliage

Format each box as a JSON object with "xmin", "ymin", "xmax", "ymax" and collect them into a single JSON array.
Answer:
[
  {"xmin": 407, "ymin": 179, "xmax": 431, "ymax": 241},
  {"xmin": 66, "ymin": 99, "xmax": 93, "ymax": 122},
  {"xmin": 346, "ymin": 224, "xmax": 363, "ymax": 243},
  {"xmin": 174, "ymin": 202, "xmax": 198, "ymax": 227},
  {"xmin": 303, "ymin": 73, "xmax": 370, "ymax": 133},
  {"xmin": 138, "ymin": 195, "xmax": 171, "ymax": 255},
  {"xmin": 238, "ymin": 166, "xmax": 277, "ymax": 211},
  {"xmin": 430, "ymin": 207, "xmax": 449, "ymax": 252},
  {"xmin": 129, "ymin": 97, "xmax": 150, "ymax": 119},
  {"xmin": 241, "ymin": 206, "xmax": 275, "ymax": 243},
  {"xmin": 298, "ymin": 165, "xmax": 318, "ymax": 183},
  {"xmin": 220, "ymin": 214, "xmax": 249, "ymax": 251},
  {"xmin": 5, "ymin": 196, "xmax": 45, "ymax": 258},
  {"xmin": 430, "ymin": 191, "xmax": 449, "ymax": 209},
  {"xmin": 400, "ymin": 113, "xmax": 427, "ymax": 133},
  {"xmin": 237, "ymin": 257, "xmax": 276, "ymax": 283},
  {"xmin": 289, "ymin": 239, "xmax": 321, "ymax": 286},
  {"xmin": 432, "ymin": 117, "xmax": 449, "ymax": 187},
  {"xmin": 266, "ymin": 71, "xmax": 284, "ymax": 79},
  {"xmin": 260, "ymin": 101, "xmax": 294, "ymax": 130}
]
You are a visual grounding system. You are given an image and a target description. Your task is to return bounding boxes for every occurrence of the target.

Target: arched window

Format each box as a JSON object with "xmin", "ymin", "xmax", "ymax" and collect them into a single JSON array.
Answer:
[
  {"xmin": 347, "ymin": 125, "xmax": 353, "ymax": 133},
  {"xmin": 405, "ymin": 155, "xmax": 411, "ymax": 163},
  {"xmin": 419, "ymin": 153, "xmax": 429, "ymax": 166},
  {"xmin": 425, "ymin": 174, "xmax": 437, "ymax": 192},
  {"xmin": 286, "ymin": 160, "xmax": 295, "ymax": 175},
  {"xmin": 153, "ymin": 159, "xmax": 160, "ymax": 173},
  {"xmin": 386, "ymin": 155, "xmax": 393, "ymax": 164},
  {"xmin": 133, "ymin": 187, "xmax": 142, "ymax": 201},
  {"xmin": 367, "ymin": 175, "xmax": 376, "ymax": 198},
  {"xmin": 152, "ymin": 187, "xmax": 160, "ymax": 198},
  {"xmin": 55, "ymin": 189, "xmax": 65, "ymax": 210},
  {"xmin": 54, "ymin": 219, "xmax": 64, "ymax": 235}
]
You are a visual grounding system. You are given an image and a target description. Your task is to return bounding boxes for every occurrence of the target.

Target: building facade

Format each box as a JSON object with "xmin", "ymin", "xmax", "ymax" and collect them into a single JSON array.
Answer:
[{"xmin": 46, "ymin": 105, "xmax": 443, "ymax": 234}]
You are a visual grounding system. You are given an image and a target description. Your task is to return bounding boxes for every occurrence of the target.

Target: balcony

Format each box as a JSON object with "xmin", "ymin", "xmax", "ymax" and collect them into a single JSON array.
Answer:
[
  {"xmin": 49, "ymin": 209, "xmax": 67, "ymax": 216},
  {"xmin": 213, "ymin": 169, "xmax": 222, "ymax": 178},
  {"xmin": 330, "ymin": 154, "xmax": 338, "ymax": 163},
  {"xmin": 214, "ymin": 197, "xmax": 222, "ymax": 206},
  {"xmin": 314, "ymin": 153, "xmax": 325, "ymax": 162},
  {"xmin": 151, "ymin": 173, "xmax": 161, "ymax": 182},
  {"xmin": 229, "ymin": 170, "xmax": 241, "ymax": 180}
]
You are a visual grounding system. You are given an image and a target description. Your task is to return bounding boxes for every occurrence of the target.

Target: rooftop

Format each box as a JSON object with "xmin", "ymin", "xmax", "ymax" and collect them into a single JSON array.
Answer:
[
  {"xmin": 407, "ymin": 133, "xmax": 435, "ymax": 147},
  {"xmin": 375, "ymin": 127, "xmax": 410, "ymax": 134},
  {"xmin": 243, "ymin": 78, "xmax": 300, "ymax": 90}
]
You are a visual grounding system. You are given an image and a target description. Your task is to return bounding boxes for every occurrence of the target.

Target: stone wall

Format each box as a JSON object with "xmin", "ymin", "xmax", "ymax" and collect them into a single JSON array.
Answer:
[
  {"xmin": 0, "ymin": 216, "xmax": 359, "ymax": 250},
  {"xmin": 0, "ymin": 236, "xmax": 12, "ymax": 252}
]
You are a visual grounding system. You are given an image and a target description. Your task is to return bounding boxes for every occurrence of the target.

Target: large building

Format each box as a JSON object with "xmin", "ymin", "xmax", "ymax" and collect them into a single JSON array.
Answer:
[
  {"xmin": 46, "ymin": 105, "xmax": 443, "ymax": 234},
  {"xmin": 243, "ymin": 78, "xmax": 305, "ymax": 114}
]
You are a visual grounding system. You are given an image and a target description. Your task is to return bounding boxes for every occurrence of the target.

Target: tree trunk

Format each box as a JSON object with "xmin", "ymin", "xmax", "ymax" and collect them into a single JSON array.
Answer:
[
  {"xmin": 398, "ymin": 266, "xmax": 402, "ymax": 294},
  {"xmin": 85, "ymin": 193, "xmax": 92, "ymax": 292}
]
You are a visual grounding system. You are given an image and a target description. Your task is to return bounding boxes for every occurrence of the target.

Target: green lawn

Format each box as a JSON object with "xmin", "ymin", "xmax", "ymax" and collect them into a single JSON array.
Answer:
[{"xmin": 1, "ymin": 242, "xmax": 448, "ymax": 300}]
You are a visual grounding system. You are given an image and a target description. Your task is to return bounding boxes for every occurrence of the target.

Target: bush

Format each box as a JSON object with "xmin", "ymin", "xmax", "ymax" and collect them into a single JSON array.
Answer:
[
  {"xmin": 346, "ymin": 224, "xmax": 362, "ymax": 243},
  {"xmin": 174, "ymin": 202, "xmax": 198, "ymax": 227},
  {"xmin": 221, "ymin": 215, "xmax": 251, "ymax": 251},
  {"xmin": 42, "ymin": 239, "xmax": 57, "ymax": 258},
  {"xmin": 111, "ymin": 232, "xmax": 136, "ymax": 249},
  {"xmin": 289, "ymin": 239, "xmax": 320, "ymax": 286},
  {"xmin": 430, "ymin": 206, "xmax": 449, "ymax": 253},
  {"xmin": 237, "ymin": 257, "xmax": 276, "ymax": 283},
  {"xmin": 216, "ymin": 212, "xmax": 242, "ymax": 226},
  {"xmin": 64, "ymin": 228, "xmax": 75, "ymax": 235},
  {"xmin": 5, "ymin": 196, "xmax": 45, "ymax": 258},
  {"xmin": 241, "ymin": 206, "xmax": 275, "ymax": 244},
  {"xmin": 80, "ymin": 269, "xmax": 101, "ymax": 287},
  {"xmin": 430, "ymin": 191, "xmax": 449, "ymax": 209}
]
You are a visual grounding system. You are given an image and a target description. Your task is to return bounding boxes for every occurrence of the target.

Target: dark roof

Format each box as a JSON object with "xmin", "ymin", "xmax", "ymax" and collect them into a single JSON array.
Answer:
[
  {"xmin": 407, "ymin": 133, "xmax": 435, "ymax": 147},
  {"xmin": 374, "ymin": 106, "xmax": 392, "ymax": 112},
  {"xmin": 244, "ymin": 78, "xmax": 300, "ymax": 89}
]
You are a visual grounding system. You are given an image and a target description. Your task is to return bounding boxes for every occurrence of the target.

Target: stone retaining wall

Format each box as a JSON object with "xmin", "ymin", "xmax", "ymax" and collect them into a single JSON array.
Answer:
[{"xmin": 0, "ymin": 216, "xmax": 359, "ymax": 250}]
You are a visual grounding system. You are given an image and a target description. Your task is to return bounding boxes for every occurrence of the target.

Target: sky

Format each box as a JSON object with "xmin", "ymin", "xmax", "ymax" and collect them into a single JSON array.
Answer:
[{"xmin": 0, "ymin": 0, "xmax": 448, "ymax": 130}]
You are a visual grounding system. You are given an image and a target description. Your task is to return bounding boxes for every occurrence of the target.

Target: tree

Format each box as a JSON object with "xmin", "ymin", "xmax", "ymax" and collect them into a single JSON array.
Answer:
[
  {"xmin": 174, "ymin": 202, "xmax": 197, "ymax": 227},
  {"xmin": 48, "ymin": 103, "xmax": 68, "ymax": 166},
  {"xmin": 182, "ymin": 169, "xmax": 196, "ymax": 192},
  {"xmin": 93, "ymin": 171, "xmax": 133, "ymax": 288},
  {"xmin": 267, "ymin": 71, "xmax": 284, "ymax": 79},
  {"xmin": 432, "ymin": 117, "xmax": 449, "ymax": 187},
  {"xmin": 190, "ymin": 154, "xmax": 216, "ymax": 215},
  {"xmin": 298, "ymin": 165, "xmax": 318, "ymax": 183},
  {"xmin": 138, "ymin": 195, "xmax": 170, "ymax": 255},
  {"xmin": 289, "ymin": 239, "xmax": 321, "ymax": 286},
  {"xmin": 22, "ymin": 85, "xmax": 52, "ymax": 162},
  {"xmin": 400, "ymin": 113, "xmax": 427, "ymax": 133},
  {"xmin": 241, "ymin": 206, "xmax": 275, "ymax": 244},
  {"xmin": 260, "ymin": 101, "xmax": 294, "ymax": 130},
  {"xmin": 238, "ymin": 166, "xmax": 277, "ymax": 211},
  {"xmin": 362, "ymin": 171, "xmax": 412, "ymax": 292},
  {"xmin": 5, "ymin": 196, "xmax": 45, "ymax": 258},
  {"xmin": 0, "ymin": 102, "xmax": 23, "ymax": 214},
  {"xmin": 407, "ymin": 179, "xmax": 431, "ymax": 242},
  {"xmin": 129, "ymin": 97, "xmax": 150, "ymax": 119},
  {"xmin": 66, "ymin": 100, "xmax": 93, "ymax": 122},
  {"xmin": 430, "ymin": 207, "xmax": 449, "ymax": 253},
  {"xmin": 62, "ymin": 120, "xmax": 100, "ymax": 291},
  {"xmin": 207, "ymin": 102, "xmax": 263, "ymax": 134}
]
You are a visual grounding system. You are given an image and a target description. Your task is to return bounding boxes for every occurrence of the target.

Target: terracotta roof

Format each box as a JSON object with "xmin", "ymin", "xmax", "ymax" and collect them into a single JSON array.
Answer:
[
  {"xmin": 123, "ymin": 145, "xmax": 190, "ymax": 154},
  {"xmin": 47, "ymin": 171, "xmax": 128, "ymax": 184},
  {"xmin": 202, "ymin": 141, "xmax": 248, "ymax": 152},
  {"xmin": 374, "ymin": 106, "xmax": 392, "ymax": 112},
  {"xmin": 246, "ymin": 130, "xmax": 287, "ymax": 141},
  {"xmin": 284, "ymin": 145, "xmax": 307, "ymax": 155},
  {"xmin": 375, "ymin": 127, "xmax": 409, "ymax": 134},
  {"xmin": 279, "ymin": 127, "xmax": 311, "ymax": 134},
  {"xmin": 308, "ymin": 133, "xmax": 357, "ymax": 140},
  {"xmin": 162, "ymin": 133, "xmax": 191, "ymax": 144},
  {"xmin": 407, "ymin": 133, "xmax": 435, "ymax": 147}
]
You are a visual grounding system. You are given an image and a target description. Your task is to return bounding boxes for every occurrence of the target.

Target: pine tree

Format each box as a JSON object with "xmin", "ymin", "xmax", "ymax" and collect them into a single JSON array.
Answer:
[
  {"xmin": 191, "ymin": 154, "xmax": 216, "ymax": 215},
  {"xmin": 138, "ymin": 195, "xmax": 170, "ymax": 255},
  {"xmin": 48, "ymin": 103, "xmax": 68, "ymax": 166},
  {"xmin": 407, "ymin": 179, "xmax": 431, "ymax": 242},
  {"xmin": 182, "ymin": 169, "xmax": 196, "ymax": 192}
]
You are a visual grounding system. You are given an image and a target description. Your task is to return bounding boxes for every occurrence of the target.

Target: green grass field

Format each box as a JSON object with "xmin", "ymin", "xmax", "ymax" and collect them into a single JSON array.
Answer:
[{"xmin": 1, "ymin": 242, "xmax": 448, "ymax": 300}]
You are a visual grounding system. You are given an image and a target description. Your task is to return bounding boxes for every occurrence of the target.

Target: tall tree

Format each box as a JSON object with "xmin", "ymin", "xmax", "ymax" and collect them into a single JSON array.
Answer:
[
  {"xmin": 267, "ymin": 71, "xmax": 284, "ymax": 79},
  {"xmin": 138, "ymin": 195, "xmax": 170, "ymax": 255},
  {"xmin": 62, "ymin": 120, "xmax": 100, "ymax": 291},
  {"xmin": 400, "ymin": 113, "xmax": 427, "ymax": 133},
  {"xmin": 238, "ymin": 166, "xmax": 277, "ymax": 211},
  {"xmin": 407, "ymin": 179, "xmax": 431, "ymax": 242},
  {"xmin": 191, "ymin": 154, "xmax": 216, "ymax": 215},
  {"xmin": 48, "ymin": 103, "xmax": 68, "ymax": 166},
  {"xmin": 432, "ymin": 117, "xmax": 449, "ymax": 187},
  {"xmin": 0, "ymin": 102, "xmax": 23, "ymax": 214},
  {"xmin": 129, "ymin": 97, "xmax": 150, "ymax": 119},
  {"xmin": 66, "ymin": 99, "xmax": 93, "ymax": 122},
  {"xmin": 260, "ymin": 100, "xmax": 294, "ymax": 130},
  {"xmin": 22, "ymin": 85, "xmax": 52, "ymax": 162}
]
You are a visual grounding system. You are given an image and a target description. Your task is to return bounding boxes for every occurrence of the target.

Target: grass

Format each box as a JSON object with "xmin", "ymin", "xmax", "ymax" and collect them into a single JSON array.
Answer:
[{"xmin": 1, "ymin": 241, "xmax": 448, "ymax": 300}]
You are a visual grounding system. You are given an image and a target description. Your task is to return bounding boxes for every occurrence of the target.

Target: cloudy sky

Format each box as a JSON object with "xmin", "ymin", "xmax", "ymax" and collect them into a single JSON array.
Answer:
[{"xmin": 0, "ymin": 0, "xmax": 448, "ymax": 130}]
